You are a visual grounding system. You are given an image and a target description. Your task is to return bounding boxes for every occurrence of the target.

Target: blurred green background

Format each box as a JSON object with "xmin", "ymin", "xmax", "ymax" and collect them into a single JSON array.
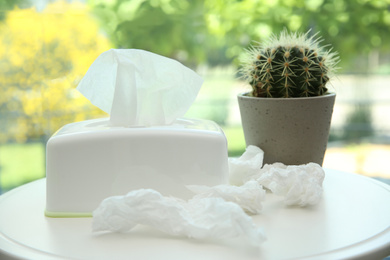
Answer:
[{"xmin": 1, "ymin": 0, "xmax": 390, "ymax": 193}]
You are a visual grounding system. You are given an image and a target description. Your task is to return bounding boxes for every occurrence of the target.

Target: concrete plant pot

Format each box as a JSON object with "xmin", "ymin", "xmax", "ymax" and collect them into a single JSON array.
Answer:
[{"xmin": 237, "ymin": 92, "xmax": 336, "ymax": 166}]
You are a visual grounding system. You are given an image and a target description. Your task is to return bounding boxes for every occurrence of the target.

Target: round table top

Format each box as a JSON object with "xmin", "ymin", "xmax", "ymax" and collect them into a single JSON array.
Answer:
[{"xmin": 0, "ymin": 169, "xmax": 390, "ymax": 260}]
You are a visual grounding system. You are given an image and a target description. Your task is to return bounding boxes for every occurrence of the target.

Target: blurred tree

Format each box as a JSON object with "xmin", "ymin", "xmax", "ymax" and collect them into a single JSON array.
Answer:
[
  {"xmin": 0, "ymin": 0, "xmax": 31, "ymax": 20},
  {"xmin": 0, "ymin": 0, "xmax": 389, "ymax": 141},
  {"xmin": 89, "ymin": 0, "xmax": 209, "ymax": 67},
  {"xmin": 89, "ymin": 0, "xmax": 390, "ymax": 71},
  {"xmin": 207, "ymin": 0, "xmax": 390, "ymax": 71},
  {"xmin": 343, "ymin": 104, "xmax": 374, "ymax": 142},
  {"xmin": 0, "ymin": 1, "xmax": 111, "ymax": 143}
]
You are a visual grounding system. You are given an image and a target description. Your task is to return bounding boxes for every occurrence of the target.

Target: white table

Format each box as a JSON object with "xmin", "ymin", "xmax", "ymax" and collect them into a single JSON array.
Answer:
[{"xmin": 0, "ymin": 169, "xmax": 390, "ymax": 260}]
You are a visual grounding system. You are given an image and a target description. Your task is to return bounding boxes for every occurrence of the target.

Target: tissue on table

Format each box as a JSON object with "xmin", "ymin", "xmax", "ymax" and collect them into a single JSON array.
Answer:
[
  {"xmin": 45, "ymin": 49, "xmax": 229, "ymax": 217},
  {"xmin": 228, "ymin": 146, "xmax": 325, "ymax": 207},
  {"xmin": 90, "ymin": 146, "xmax": 324, "ymax": 245},
  {"xmin": 255, "ymin": 163, "xmax": 325, "ymax": 206},
  {"xmin": 92, "ymin": 189, "xmax": 266, "ymax": 246}
]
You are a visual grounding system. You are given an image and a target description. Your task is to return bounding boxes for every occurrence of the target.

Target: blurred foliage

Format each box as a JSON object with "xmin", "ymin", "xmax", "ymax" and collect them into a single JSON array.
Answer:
[
  {"xmin": 0, "ymin": 0, "xmax": 31, "ymax": 20},
  {"xmin": 0, "ymin": 1, "xmax": 111, "ymax": 143},
  {"xmin": 88, "ymin": 0, "xmax": 210, "ymax": 67},
  {"xmin": 88, "ymin": 0, "xmax": 390, "ymax": 71},
  {"xmin": 0, "ymin": 0, "xmax": 389, "ymax": 143},
  {"xmin": 0, "ymin": 142, "xmax": 45, "ymax": 192},
  {"xmin": 342, "ymin": 104, "xmax": 374, "ymax": 142},
  {"xmin": 185, "ymin": 67, "xmax": 237, "ymax": 125}
]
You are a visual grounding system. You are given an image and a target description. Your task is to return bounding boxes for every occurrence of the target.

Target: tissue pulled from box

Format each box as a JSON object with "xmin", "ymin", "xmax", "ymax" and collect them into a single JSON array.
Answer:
[
  {"xmin": 228, "ymin": 145, "xmax": 264, "ymax": 186},
  {"xmin": 92, "ymin": 189, "xmax": 266, "ymax": 246},
  {"xmin": 254, "ymin": 163, "xmax": 325, "ymax": 206},
  {"xmin": 77, "ymin": 49, "xmax": 203, "ymax": 127},
  {"xmin": 187, "ymin": 180, "xmax": 266, "ymax": 214}
]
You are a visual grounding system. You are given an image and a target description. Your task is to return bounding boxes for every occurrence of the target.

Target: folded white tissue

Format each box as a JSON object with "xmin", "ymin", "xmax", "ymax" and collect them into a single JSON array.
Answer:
[
  {"xmin": 92, "ymin": 189, "xmax": 266, "ymax": 246},
  {"xmin": 77, "ymin": 49, "xmax": 203, "ymax": 127}
]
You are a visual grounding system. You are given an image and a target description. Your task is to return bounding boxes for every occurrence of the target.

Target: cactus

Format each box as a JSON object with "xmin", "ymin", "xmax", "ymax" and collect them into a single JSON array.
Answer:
[{"xmin": 240, "ymin": 29, "xmax": 339, "ymax": 98}]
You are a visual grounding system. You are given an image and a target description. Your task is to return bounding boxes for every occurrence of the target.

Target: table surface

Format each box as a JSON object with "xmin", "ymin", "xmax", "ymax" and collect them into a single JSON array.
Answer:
[{"xmin": 0, "ymin": 169, "xmax": 390, "ymax": 260}]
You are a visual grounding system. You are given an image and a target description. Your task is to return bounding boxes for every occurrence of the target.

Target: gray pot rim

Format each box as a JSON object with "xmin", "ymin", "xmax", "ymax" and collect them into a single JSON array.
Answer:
[{"xmin": 238, "ymin": 92, "xmax": 336, "ymax": 101}]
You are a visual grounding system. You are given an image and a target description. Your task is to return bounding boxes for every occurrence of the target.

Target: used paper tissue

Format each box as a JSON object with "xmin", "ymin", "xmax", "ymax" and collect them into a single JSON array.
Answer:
[
  {"xmin": 77, "ymin": 49, "xmax": 203, "ymax": 127},
  {"xmin": 92, "ymin": 189, "xmax": 266, "ymax": 246},
  {"xmin": 229, "ymin": 146, "xmax": 325, "ymax": 207},
  {"xmin": 92, "ymin": 145, "xmax": 325, "ymax": 244},
  {"xmin": 255, "ymin": 163, "xmax": 325, "ymax": 206}
]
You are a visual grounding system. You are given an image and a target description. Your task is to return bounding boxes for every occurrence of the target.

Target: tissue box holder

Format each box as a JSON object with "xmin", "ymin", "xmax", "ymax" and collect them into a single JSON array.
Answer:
[{"xmin": 45, "ymin": 118, "xmax": 229, "ymax": 218}]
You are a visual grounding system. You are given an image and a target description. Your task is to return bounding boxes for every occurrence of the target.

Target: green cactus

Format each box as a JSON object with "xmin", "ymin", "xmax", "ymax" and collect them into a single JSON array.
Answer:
[{"xmin": 240, "ymin": 29, "xmax": 339, "ymax": 98}]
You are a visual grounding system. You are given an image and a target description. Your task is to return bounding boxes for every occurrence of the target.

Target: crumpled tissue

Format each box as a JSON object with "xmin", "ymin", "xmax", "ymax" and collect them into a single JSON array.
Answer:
[
  {"xmin": 187, "ymin": 180, "xmax": 266, "ymax": 214},
  {"xmin": 92, "ymin": 146, "xmax": 325, "ymax": 244},
  {"xmin": 255, "ymin": 163, "xmax": 325, "ymax": 206},
  {"xmin": 77, "ymin": 49, "xmax": 203, "ymax": 127},
  {"xmin": 228, "ymin": 145, "xmax": 264, "ymax": 186},
  {"xmin": 227, "ymin": 145, "xmax": 324, "ymax": 207},
  {"xmin": 229, "ymin": 146, "xmax": 325, "ymax": 207},
  {"xmin": 92, "ymin": 189, "xmax": 266, "ymax": 246}
]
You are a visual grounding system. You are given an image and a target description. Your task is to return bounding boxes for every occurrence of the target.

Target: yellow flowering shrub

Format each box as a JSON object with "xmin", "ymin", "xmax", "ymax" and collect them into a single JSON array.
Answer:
[{"xmin": 0, "ymin": 1, "xmax": 111, "ymax": 143}]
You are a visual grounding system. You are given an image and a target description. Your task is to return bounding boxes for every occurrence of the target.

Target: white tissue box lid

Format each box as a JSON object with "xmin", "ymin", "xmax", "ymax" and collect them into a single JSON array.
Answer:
[{"xmin": 45, "ymin": 118, "xmax": 229, "ymax": 217}]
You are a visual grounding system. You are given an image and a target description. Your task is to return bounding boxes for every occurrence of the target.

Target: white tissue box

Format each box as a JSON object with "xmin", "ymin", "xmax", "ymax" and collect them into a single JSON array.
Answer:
[{"xmin": 45, "ymin": 118, "xmax": 229, "ymax": 217}]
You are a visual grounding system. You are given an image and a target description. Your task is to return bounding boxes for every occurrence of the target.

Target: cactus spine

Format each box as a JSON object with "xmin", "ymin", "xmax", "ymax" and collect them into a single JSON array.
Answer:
[{"xmin": 241, "ymin": 29, "xmax": 339, "ymax": 98}]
